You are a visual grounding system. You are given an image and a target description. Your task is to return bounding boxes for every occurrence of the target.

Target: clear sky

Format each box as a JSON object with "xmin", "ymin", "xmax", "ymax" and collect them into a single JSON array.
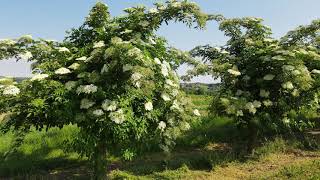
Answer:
[{"xmin": 0, "ymin": 0, "xmax": 319, "ymax": 83}]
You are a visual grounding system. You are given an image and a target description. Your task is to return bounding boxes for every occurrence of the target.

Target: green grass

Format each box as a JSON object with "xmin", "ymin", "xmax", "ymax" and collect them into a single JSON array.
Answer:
[
  {"xmin": 0, "ymin": 95, "xmax": 319, "ymax": 179},
  {"xmin": 0, "ymin": 125, "xmax": 86, "ymax": 177}
]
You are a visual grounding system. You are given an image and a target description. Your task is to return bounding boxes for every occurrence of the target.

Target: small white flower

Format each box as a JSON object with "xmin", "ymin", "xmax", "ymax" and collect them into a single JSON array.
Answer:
[
  {"xmin": 171, "ymin": 100, "xmax": 181, "ymax": 111},
  {"xmin": 182, "ymin": 122, "xmax": 191, "ymax": 130},
  {"xmin": 93, "ymin": 41, "xmax": 105, "ymax": 48},
  {"xmin": 76, "ymin": 56, "xmax": 87, "ymax": 61},
  {"xmin": 139, "ymin": 21, "xmax": 149, "ymax": 27},
  {"xmin": 123, "ymin": 64, "xmax": 133, "ymax": 72},
  {"xmin": 93, "ymin": 109, "xmax": 104, "ymax": 116},
  {"xmin": 161, "ymin": 93, "xmax": 171, "ymax": 101},
  {"xmin": 3, "ymin": 85, "xmax": 20, "ymax": 96},
  {"xmin": 246, "ymin": 102, "xmax": 257, "ymax": 114},
  {"xmin": 31, "ymin": 74, "xmax": 49, "ymax": 81},
  {"xmin": 161, "ymin": 64, "xmax": 169, "ymax": 77},
  {"xmin": 109, "ymin": 109, "xmax": 125, "ymax": 124},
  {"xmin": 55, "ymin": 67, "xmax": 71, "ymax": 75},
  {"xmin": 65, "ymin": 81, "xmax": 77, "ymax": 91},
  {"xmin": 131, "ymin": 72, "xmax": 142, "ymax": 81},
  {"xmin": 18, "ymin": 51, "xmax": 33, "ymax": 60},
  {"xmin": 263, "ymin": 74, "xmax": 275, "ymax": 81},
  {"xmin": 253, "ymin": 100, "xmax": 262, "ymax": 108},
  {"xmin": 76, "ymin": 84, "xmax": 98, "ymax": 94},
  {"xmin": 283, "ymin": 117, "xmax": 290, "ymax": 124},
  {"xmin": 311, "ymin": 69, "xmax": 320, "ymax": 74},
  {"xmin": 144, "ymin": 102, "xmax": 153, "ymax": 111},
  {"xmin": 172, "ymin": 2, "xmax": 182, "ymax": 8},
  {"xmin": 68, "ymin": 63, "xmax": 80, "ymax": 70},
  {"xmin": 282, "ymin": 81, "xmax": 294, "ymax": 90},
  {"xmin": 57, "ymin": 47, "xmax": 70, "ymax": 53},
  {"xmin": 149, "ymin": 37, "xmax": 156, "ymax": 45},
  {"xmin": 292, "ymin": 89, "xmax": 299, "ymax": 97},
  {"xmin": 101, "ymin": 64, "xmax": 109, "ymax": 74},
  {"xmin": 165, "ymin": 79, "xmax": 175, "ymax": 86},
  {"xmin": 171, "ymin": 89, "xmax": 179, "ymax": 97},
  {"xmin": 227, "ymin": 69, "xmax": 241, "ymax": 76},
  {"xmin": 193, "ymin": 109, "xmax": 201, "ymax": 116},
  {"xmin": 102, "ymin": 99, "xmax": 118, "ymax": 112},
  {"xmin": 263, "ymin": 100, "xmax": 273, "ymax": 107},
  {"xmin": 154, "ymin": 58, "xmax": 161, "ymax": 64},
  {"xmin": 292, "ymin": 70, "xmax": 301, "ymax": 76},
  {"xmin": 158, "ymin": 121, "xmax": 166, "ymax": 131},
  {"xmin": 259, "ymin": 89, "xmax": 270, "ymax": 98},
  {"xmin": 282, "ymin": 65, "xmax": 295, "ymax": 71},
  {"xmin": 0, "ymin": 39, "xmax": 16, "ymax": 45},
  {"xmin": 80, "ymin": 99, "xmax": 95, "ymax": 109},
  {"xmin": 236, "ymin": 110, "xmax": 244, "ymax": 117},
  {"xmin": 214, "ymin": 47, "xmax": 221, "ymax": 52},
  {"xmin": 149, "ymin": 8, "xmax": 159, "ymax": 14},
  {"xmin": 128, "ymin": 47, "xmax": 142, "ymax": 57}
]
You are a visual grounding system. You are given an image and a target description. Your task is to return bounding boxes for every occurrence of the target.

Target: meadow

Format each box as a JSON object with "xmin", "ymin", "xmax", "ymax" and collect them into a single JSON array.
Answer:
[{"xmin": 0, "ymin": 95, "xmax": 319, "ymax": 179}]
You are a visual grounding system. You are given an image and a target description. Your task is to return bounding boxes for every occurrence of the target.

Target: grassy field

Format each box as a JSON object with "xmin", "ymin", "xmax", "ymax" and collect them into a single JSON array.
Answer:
[{"xmin": 0, "ymin": 95, "xmax": 319, "ymax": 179}]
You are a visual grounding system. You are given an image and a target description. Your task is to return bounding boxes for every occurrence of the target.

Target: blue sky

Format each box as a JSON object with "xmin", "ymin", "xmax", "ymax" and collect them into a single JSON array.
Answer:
[{"xmin": 0, "ymin": 0, "xmax": 319, "ymax": 83}]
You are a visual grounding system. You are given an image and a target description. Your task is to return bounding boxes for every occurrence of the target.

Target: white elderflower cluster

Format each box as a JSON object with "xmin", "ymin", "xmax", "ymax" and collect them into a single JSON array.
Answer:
[
  {"xmin": 236, "ymin": 110, "xmax": 244, "ymax": 116},
  {"xmin": 18, "ymin": 51, "xmax": 33, "ymax": 60},
  {"xmin": 0, "ymin": 39, "xmax": 16, "ymax": 45},
  {"xmin": 102, "ymin": 99, "xmax": 118, "ymax": 111},
  {"xmin": 57, "ymin": 47, "xmax": 70, "ymax": 53},
  {"xmin": 68, "ymin": 63, "xmax": 80, "ymax": 70},
  {"xmin": 55, "ymin": 67, "xmax": 71, "ymax": 75},
  {"xmin": 171, "ymin": 2, "xmax": 182, "ymax": 8},
  {"xmin": 259, "ymin": 89, "xmax": 270, "ymax": 98},
  {"xmin": 227, "ymin": 69, "xmax": 241, "ymax": 76},
  {"xmin": 131, "ymin": 72, "xmax": 143, "ymax": 88},
  {"xmin": 109, "ymin": 109, "xmax": 125, "ymax": 124},
  {"xmin": 158, "ymin": 121, "xmax": 166, "ymax": 131},
  {"xmin": 31, "ymin": 74, "xmax": 49, "ymax": 81},
  {"xmin": 76, "ymin": 56, "xmax": 87, "ymax": 61},
  {"xmin": 149, "ymin": 8, "xmax": 159, "ymax": 14},
  {"xmin": 80, "ymin": 99, "xmax": 95, "ymax": 109},
  {"xmin": 93, "ymin": 109, "xmax": 104, "ymax": 116},
  {"xmin": 154, "ymin": 58, "xmax": 161, "ymax": 64},
  {"xmin": 3, "ymin": 85, "xmax": 20, "ymax": 96},
  {"xmin": 144, "ymin": 102, "xmax": 153, "ymax": 111},
  {"xmin": 122, "ymin": 64, "xmax": 133, "ymax": 72},
  {"xmin": 76, "ymin": 84, "xmax": 98, "ymax": 94},
  {"xmin": 101, "ymin": 64, "xmax": 109, "ymax": 74},
  {"xmin": 193, "ymin": 109, "xmax": 201, "ymax": 116},
  {"xmin": 170, "ymin": 100, "xmax": 181, "ymax": 111},
  {"xmin": 128, "ymin": 47, "xmax": 142, "ymax": 57},
  {"xmin": 263, "ymin": 100, "xmax": 273, "ymax": 107},
  {"xmin": 93, "ymin": 41, "xmax": 105, "ymax": 48},
  {"xmin": 245, "ymin": 101, "xmax": 262, "ymax": 114},
  {"xmin": 138, "ymin": 21, "xmax": 149, "ymax": 27},
  {"xmin": 282, "ymin": 81, "xmax": 294, "ymax": 90},
  {"xmin": 161, "ymin": 93, "xmax": 171, "ymax": 101},
  {"xmin": 263, "ymin": 74, "xmax": 275, "ymax": 81},
  {"xmin": 282, "ymin": 65, "xmax": 295, "ymax": 71},
  {"xmin": 65, "ymin": 81, "xmax": 77, "ymax": 91},
  {"xmin": 311, "ymin": 69, "xmax": 320, "ymax": 74}
]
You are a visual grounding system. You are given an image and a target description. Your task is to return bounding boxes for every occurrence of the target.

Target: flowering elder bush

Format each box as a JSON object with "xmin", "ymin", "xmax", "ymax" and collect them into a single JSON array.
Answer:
[
  {"xmin": 184, "ymin": 17, "xmax": 320, "ymax": 150},
  {"xmin": 0, "ymin": 1, "xmax": 206, "ymax": 178}
]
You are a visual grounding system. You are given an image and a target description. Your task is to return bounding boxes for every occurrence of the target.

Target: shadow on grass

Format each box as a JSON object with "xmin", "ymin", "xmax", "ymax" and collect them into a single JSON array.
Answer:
[{"xmin": 110, "ymin": 116, "xmax": 249, "ymax": 178}]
